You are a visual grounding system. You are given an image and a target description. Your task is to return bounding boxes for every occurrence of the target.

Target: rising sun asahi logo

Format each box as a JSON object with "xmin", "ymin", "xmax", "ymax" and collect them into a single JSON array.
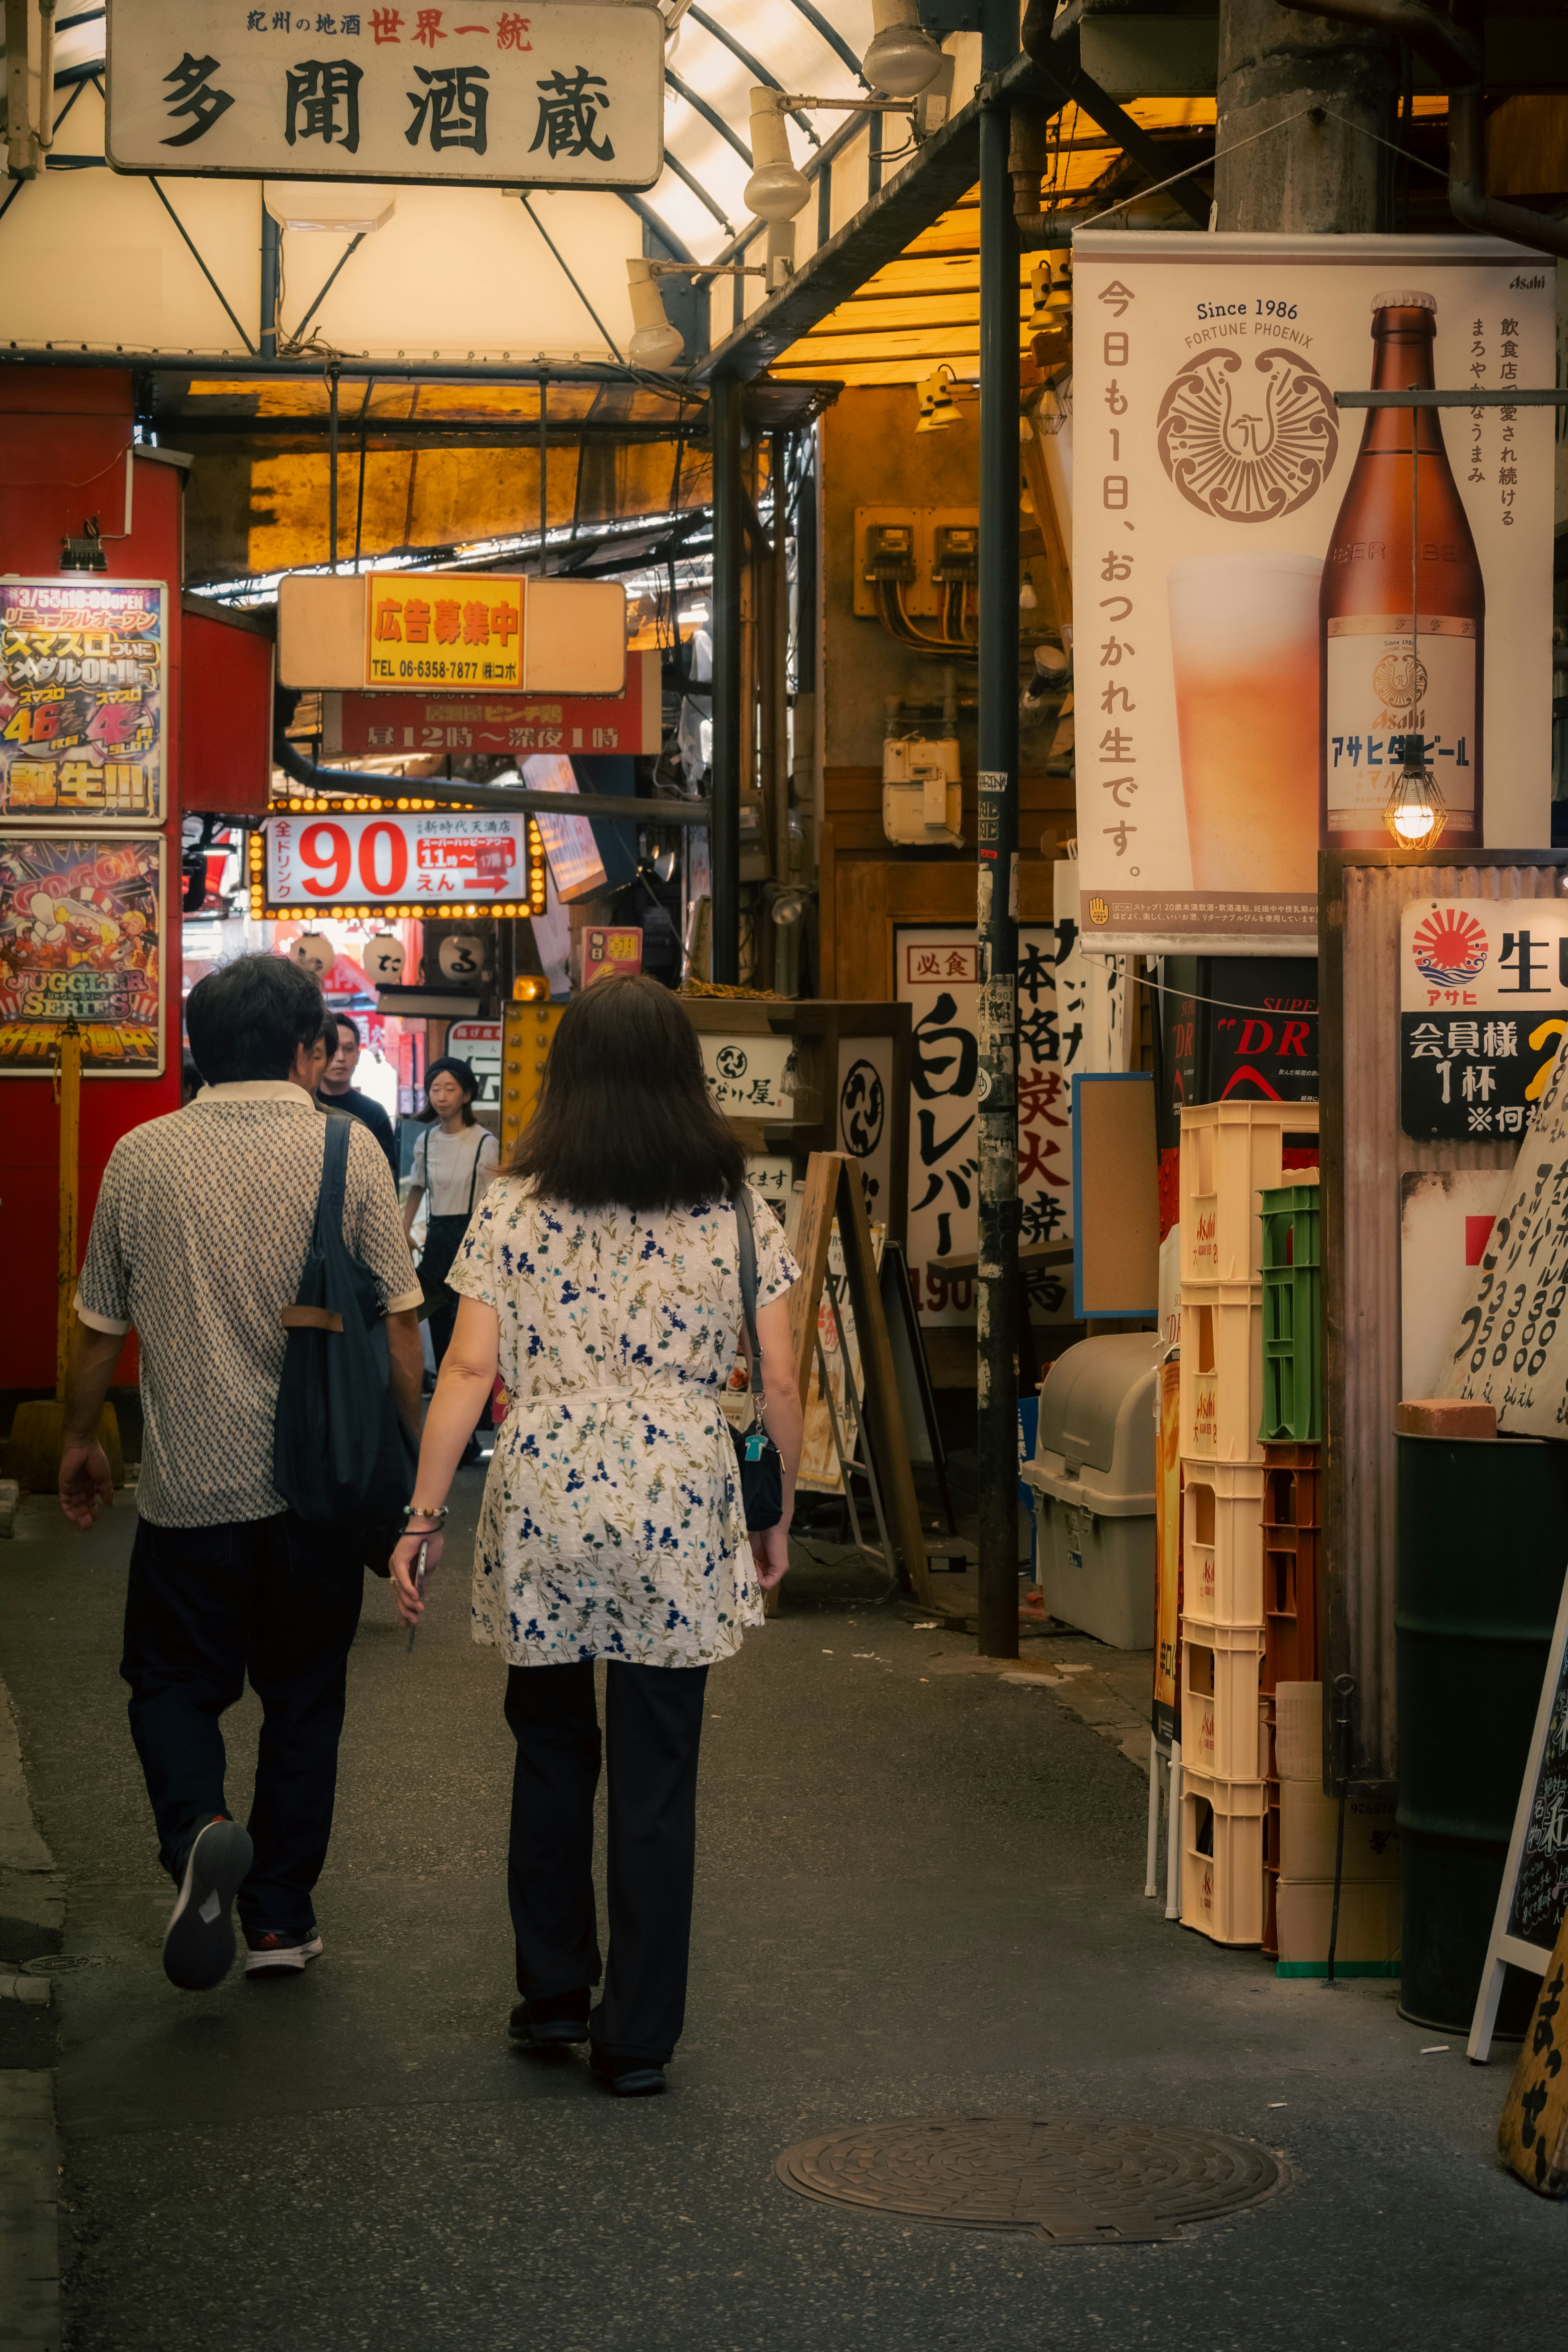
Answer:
[{"xmin": 1156, "ymin": 347, "xmax": 1339, "ymax": 523}]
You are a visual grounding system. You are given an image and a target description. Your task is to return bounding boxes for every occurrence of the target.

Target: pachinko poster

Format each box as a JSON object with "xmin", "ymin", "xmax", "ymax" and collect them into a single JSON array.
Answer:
[
  {"xmin": 0, "ymin": 834, "xmax": 165, "ymax": 1075},
  {"xmin": 0, "ymin": 579, "xmax": 166, "ymax": 825}
]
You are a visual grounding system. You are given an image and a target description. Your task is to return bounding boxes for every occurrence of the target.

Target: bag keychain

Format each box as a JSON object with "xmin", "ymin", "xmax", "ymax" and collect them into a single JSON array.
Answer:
[{"xmin": 731, "ymin": 1189, "xmax": 783, "ymax": 1532}]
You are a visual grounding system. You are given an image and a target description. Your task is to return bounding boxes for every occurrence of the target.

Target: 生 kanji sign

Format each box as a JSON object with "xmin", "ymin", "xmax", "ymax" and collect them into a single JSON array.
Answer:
[
  {"xmin": 106, "ymin": 0, "xmax": 664, "ymax": 188},
  {"xmin": 1399, "ymin": 897, "xmax": 1568, "ymax": 1142}
]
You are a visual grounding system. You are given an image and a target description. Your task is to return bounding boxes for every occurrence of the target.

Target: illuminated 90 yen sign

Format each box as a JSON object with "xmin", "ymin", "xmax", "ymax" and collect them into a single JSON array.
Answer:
[{"xmin": 262, "ymin": 810, "xmax": 547, "ymax": 916}]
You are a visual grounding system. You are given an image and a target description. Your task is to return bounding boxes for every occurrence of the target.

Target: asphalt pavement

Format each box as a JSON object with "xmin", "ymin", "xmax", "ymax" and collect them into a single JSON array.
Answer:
[{"xmin": 0, "ymin": 1474, "xmax": 1564, "ymax": 2352}]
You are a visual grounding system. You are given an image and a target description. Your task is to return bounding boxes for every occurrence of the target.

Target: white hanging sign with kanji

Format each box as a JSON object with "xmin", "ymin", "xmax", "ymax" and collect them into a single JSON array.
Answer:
[
  {"xmin": 895, "ymin": 921, "xmax": 1126, "ymax": 1330},
  {"xmin": 106, "ymin": 0, "xmax": 664, "ymax": 188}
]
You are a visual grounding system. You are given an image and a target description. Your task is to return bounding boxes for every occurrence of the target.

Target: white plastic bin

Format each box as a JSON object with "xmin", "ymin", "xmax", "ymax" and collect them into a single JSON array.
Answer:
[{"xmin": 1022, "ymin": 1334, "xmax": 1158, "ymax": 1649}]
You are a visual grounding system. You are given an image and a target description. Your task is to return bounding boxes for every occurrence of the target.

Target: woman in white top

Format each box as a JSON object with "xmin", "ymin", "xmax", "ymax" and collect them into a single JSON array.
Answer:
[
  {"xmin": 389, "ymin": 977, "xmax": 803, "ymax": 2098},
  {"xmin": 401, "ymin": 1055, "xmax": 499, "ymax": 1364}
]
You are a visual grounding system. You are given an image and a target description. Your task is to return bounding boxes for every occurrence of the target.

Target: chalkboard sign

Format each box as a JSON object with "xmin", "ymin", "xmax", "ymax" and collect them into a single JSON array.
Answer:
[{"xmin": 1469, "ymin": 1565, "xmax": 1568, "ymax": 2062}]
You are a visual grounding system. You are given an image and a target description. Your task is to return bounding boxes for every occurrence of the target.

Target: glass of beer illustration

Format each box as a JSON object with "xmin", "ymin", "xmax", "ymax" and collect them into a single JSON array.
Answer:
[{"xmin": 1167, "ymin": 551, "xmax": 1323, "ymax": 891}]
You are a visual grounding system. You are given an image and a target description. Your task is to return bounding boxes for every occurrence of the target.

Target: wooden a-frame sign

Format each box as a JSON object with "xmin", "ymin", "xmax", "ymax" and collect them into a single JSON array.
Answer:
[
  {"xmin": 1470, "ymin": 1560, "xmax": 1568, "ymax": 2064},
  {"xmin": 788, "ymin": 1153, "xmax": 935, "ymax": 1610}
]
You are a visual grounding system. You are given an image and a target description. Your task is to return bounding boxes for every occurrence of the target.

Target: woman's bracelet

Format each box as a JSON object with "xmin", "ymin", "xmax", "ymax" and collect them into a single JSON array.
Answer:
[{"xmin": 401, "ymin": 1501, "xmax": 449, "ymax": 1526}]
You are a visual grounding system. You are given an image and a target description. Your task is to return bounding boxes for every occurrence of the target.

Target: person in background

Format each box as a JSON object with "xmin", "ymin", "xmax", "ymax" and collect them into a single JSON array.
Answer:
[
  {"xmin": 402, "ymin": 1056, "xmax": 499, "ymax": 1463},
  {"xmin": 389, "ymin": 976, "xmax": 803, "ymax": 2099},
  {"xmin": 57, "ymin": 956, "xmax": 423, "ymax": 1993},
  {"xmin": 320, "ymin": 1013, "xmax": 398, "ymax": 1180}
]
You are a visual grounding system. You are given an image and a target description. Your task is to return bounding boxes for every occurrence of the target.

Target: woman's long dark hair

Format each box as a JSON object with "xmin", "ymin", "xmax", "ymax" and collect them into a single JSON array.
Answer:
[{"xmin": 509, "ymin": 975, "xmax": 746, "ymax": 1212}]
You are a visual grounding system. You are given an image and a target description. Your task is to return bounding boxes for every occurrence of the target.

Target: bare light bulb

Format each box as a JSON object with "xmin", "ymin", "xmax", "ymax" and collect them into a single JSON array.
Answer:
[{"xmin": 1383, "ymin": 734, "xmax": 1448, "ymax": 849}]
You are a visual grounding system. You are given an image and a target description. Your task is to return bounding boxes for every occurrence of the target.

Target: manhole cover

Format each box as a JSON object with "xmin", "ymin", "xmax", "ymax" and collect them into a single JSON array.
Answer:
[
  {"xmin": 19, "ymin": 1953, "xmax": 110, "ymax": 1977},
  {"xmin": 776, "ymin": 2116, "xmax": 1287, "ymax": 2244}
]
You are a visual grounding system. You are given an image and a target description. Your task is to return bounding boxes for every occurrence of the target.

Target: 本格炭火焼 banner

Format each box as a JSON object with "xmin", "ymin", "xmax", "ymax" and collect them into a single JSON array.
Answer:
[{"xmin": 1071, "ymin": 232, "xmax": 1557, "ymax": 951}]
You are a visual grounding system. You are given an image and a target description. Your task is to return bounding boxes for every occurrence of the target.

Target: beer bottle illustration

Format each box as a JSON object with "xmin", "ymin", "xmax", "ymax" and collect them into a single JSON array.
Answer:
[{"xmin": 1320, "ymin": 290, "xmax": 1483, "ymax": 850}]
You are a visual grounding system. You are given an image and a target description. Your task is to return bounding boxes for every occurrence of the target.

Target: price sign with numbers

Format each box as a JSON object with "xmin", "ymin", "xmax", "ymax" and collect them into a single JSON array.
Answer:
[{"xmin": 265, "ymin": 808, "xmax": 535, "ymax": 913}]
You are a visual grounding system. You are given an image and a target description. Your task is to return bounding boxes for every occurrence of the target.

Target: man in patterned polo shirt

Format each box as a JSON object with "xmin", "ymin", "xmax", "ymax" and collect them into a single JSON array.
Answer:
[{"xmin": 59, "ymin": 954, "xmax": 424, "ymax": 1993}]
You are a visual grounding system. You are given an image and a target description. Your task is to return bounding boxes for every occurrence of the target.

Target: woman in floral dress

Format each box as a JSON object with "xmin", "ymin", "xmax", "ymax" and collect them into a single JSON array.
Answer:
[{"xmin": 390, "ymin": 976, "xmax": 802, "ymax": 2097}]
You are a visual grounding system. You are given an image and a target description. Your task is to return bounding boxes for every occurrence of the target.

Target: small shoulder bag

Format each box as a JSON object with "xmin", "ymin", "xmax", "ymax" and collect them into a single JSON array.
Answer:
[{"xmin": 731, "ymin": 1188, "xmax": 784, "ymax": 1532}]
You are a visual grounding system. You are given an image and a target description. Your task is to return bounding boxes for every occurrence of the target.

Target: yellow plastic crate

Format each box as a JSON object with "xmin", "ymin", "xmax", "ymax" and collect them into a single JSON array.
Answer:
[{"xmin": 1180, "ymin": 1101, "xmax": 1320, "ymax": 1287}]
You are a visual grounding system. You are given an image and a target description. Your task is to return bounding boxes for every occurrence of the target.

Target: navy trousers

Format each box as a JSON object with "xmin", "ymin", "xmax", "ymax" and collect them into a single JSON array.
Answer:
[
  {"xmin": 504, "ymin": 1659, "xmax": 708, "ymax": 2064},
  {"xmin": 121, "ymin": 1512, "xmax": 363, "ymax": 1941}
]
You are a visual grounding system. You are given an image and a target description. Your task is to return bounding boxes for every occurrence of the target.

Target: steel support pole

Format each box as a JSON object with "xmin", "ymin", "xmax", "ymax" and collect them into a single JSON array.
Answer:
[
  {"xmin": 975, "ymin": 2, "xmax": 1021, "ymax": 1660},
  {"xmin": 260, "ymin": 204, "xmax": 280, "ymax": 362},
  {"xmin": 710, "ymin": 373, "xmax": 743, "ymax": 985}
]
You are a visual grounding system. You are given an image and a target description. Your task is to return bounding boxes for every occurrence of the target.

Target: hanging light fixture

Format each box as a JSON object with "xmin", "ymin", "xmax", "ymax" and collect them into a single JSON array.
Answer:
[
  {"xmin": 624, "ymin": 257, "xmax": 686, "ymax": 369},
  {"xmin": 743, "ymin": 89, "xmax": 810, "ymax": 223},
  {"xmin": 1384, "ymin": 733, "xmax": 1448, "ymax": 847},
  {"xmin": 1385, "ymin": 395, "xmax": 1444, "ymax": 849},
  {"xmin": 863, "ymin": 0, "xmax": 944, "ymax": 96},
  {"xmin": 915, "ymin": 363, "xmax": 961, "ymax": 433}
]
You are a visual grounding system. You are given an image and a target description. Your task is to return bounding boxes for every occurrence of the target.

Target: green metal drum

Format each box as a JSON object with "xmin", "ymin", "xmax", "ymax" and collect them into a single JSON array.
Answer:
[{"xmin": 1396, "ymin": 1433, "xmax": 1568, "ymax": 2031}]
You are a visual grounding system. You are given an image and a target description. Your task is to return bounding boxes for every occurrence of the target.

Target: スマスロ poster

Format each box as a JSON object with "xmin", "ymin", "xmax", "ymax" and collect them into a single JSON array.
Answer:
[{"xmin": 0, "ymin": 579, "xmax": 166, "ymax": 824}]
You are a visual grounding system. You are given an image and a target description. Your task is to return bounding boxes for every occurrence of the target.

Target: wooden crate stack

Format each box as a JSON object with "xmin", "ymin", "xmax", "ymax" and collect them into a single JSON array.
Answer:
[
  {"xmin": 1259, "ymin": 1443, "xmax": 1322, "ymax": 1953},
  {"xmin": 1176, "ymin": 1102, "xmax": 1319, "ymax": 1948}
]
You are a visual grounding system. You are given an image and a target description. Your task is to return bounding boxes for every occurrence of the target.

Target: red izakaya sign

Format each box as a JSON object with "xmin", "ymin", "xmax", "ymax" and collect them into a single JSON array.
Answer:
[{"xmin": 321, "ymin": 647, "xmax": 661, "ymax": 761}]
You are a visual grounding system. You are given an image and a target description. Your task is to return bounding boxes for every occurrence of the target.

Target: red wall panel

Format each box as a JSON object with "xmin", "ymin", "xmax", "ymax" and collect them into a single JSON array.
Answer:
[
  {"xmin": 180, "ymin": 604, "xmax": 275, "ymax": 814},
  {"xmin": 1, "ymin": 374, "xmax": 183, "ymax": 1387}
]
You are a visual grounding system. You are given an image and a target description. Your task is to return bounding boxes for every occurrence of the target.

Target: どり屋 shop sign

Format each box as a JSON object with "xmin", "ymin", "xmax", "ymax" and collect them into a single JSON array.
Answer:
[
  {"xmin": 105, "ymin": 0, "xmax": 665, "ymax": 188},
  {"xmin": 265, "ymin": 810, "xmax": 534, "ymax": 912},
  {"xmin": 1400, "ymin": 898, "xmax": 1568, "ymax": 1141}
]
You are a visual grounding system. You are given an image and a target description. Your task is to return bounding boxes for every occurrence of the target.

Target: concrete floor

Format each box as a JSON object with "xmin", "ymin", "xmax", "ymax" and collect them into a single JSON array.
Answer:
[{"xmin": 0, "ymin": 1473, "xmax": 1564, "ymax": 2352}]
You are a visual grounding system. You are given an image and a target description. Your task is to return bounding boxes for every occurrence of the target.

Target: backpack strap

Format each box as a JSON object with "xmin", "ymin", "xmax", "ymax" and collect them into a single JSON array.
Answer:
[
  {"xmin": 315, "ymin": 1113, "xmax": 352, "ymax": 1246},
  {"xmin": 464, "ymin": 1127, "xmax": 486, "ymax": 1217},
  {"xmin": 734, "ymin": 1187, "xmax": 765, "ymax": 1421}
]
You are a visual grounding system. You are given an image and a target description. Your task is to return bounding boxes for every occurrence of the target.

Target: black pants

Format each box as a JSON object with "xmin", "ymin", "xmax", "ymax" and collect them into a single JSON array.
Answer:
[
  {"xmin": 421, "ymin": 1213, "xmax": 466, "ymax": 1368},
  {"xmin": 120, "ymin": 1512, "xmax": 363, "ymax": 1942},
  {"xmin": 505, "ymin": 1659, "xmax": 708, "ymax": 2065}
]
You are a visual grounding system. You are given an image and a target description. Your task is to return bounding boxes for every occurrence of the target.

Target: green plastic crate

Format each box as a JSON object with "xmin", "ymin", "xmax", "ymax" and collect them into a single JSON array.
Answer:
[
  {"xmin": 1259, "ymin": 1181, "xmax": 1320, "ymax": 1274},
  {"xmin": 1258, "ymin": 1182, "xmax": 1320, "ymax": 1443}
]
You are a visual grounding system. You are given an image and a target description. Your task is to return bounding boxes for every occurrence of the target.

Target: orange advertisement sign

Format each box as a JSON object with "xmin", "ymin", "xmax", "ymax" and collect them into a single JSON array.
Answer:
[{"xmin": 365, "ymin": 572, "xmax": 524, "ymax": 691}]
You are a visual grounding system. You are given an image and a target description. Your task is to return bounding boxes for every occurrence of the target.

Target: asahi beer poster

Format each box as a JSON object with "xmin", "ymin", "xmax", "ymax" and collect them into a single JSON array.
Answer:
[
  {"xmin": 0, "ymin": 579, "xmax": 166, "ymax": 825},
  {"xmin": 0, "ymin": 833, "xmax": 165, "ymax": 1074},
  {"xmin": 1072, "ymin": 233, "xmax": 1557, "ymax": 950}
]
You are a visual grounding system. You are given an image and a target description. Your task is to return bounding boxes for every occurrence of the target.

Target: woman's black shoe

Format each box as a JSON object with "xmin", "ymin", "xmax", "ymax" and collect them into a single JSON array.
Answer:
[
  {"xmin": 509, "ymin": 1990, "xmax": 590, "ymax": 2051},
  {"xmin": 590, "ymin": 2047, "xmax": 667, "ymax": 2097}
]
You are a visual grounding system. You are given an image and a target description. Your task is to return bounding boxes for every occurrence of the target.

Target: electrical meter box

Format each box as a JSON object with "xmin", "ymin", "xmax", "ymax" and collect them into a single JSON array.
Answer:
[
  {"xmin": 853, "ymin": 506, "xmax": 981, "ymax": 619},
  {"xmin": 882, "ymin": 732, "xmax": 962, "ymax": 848}
]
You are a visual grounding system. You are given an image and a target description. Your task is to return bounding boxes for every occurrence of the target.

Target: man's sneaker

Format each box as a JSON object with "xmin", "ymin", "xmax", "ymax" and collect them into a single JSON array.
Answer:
[
  {"xmin": 509, "ymin": 1991, "xmax": 590, "ymax": 2051},
  {"xmin": 245, "ymin": 1929, "xmax": 324, "ymax": 1978},
  {"xmin": 162, "ymin": 1817, "xmax": 254, "ymax": 1991}
]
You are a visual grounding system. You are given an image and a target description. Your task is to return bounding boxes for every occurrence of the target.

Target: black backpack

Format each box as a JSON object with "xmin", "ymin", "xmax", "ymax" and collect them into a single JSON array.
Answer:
[{"xmin": 273, "ymin": 1116, "xmax": 418, "ymax": 1530}]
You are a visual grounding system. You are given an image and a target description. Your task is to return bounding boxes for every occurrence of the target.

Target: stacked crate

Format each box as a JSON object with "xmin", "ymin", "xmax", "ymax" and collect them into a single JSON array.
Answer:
[
  {"xmin": 1177, "ymin": 1104, "xmax": 1319, "ymax": 1948},
  {"xmin": 1256, "ymin": 1180, "xmax": 1323, "ymax": 1954}
]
